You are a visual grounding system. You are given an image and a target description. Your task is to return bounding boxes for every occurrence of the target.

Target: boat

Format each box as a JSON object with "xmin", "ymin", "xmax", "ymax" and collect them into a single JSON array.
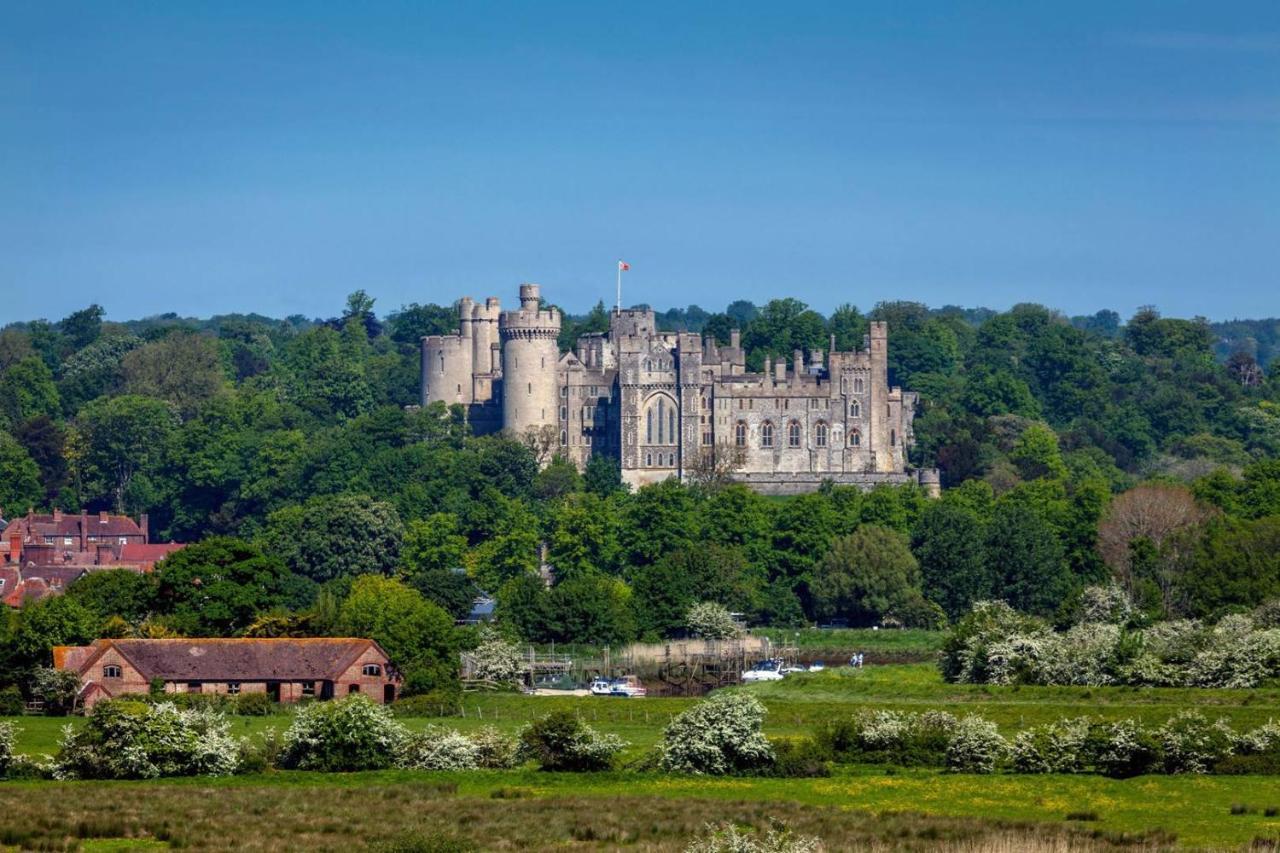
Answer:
[
  {"xmin": 808, "ymin": 661, "xmax": 826, "ymax": 672},
  {"xmin": 741, "ymin": 659, "xmax": 785, "ymax": 683},
  {"xmin": 589, "ymin": 678, "xmax": 613, "ymax": 696},
  {"xmin": 609, "ymin": 675, "xmax": 647, "ymax": 698}
]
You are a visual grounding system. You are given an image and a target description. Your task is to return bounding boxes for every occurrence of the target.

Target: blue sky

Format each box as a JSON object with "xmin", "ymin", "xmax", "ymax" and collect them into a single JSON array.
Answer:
[{"xmin": 1, "ymin": 1, "xmax": 1277, "ymax": 323}]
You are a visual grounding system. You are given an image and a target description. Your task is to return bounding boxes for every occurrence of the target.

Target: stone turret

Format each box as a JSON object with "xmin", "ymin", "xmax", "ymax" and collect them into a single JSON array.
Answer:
[
  {"xmin": 868, "ymin": 321, "xmax": 891, "ymax": 471},
  {"xmin": 470, "ymin": 296, "xmax": 502, "ymax": 401},
  {"xmin": 499, "ymin": 284, "xmax": 561, "ymax": 437}
]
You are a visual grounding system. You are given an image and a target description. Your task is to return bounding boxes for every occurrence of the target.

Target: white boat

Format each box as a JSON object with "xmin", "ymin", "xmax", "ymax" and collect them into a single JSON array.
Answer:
[
  {"xmin": 609, "ymin": 675, "xmax": 648, "ymax": 698},
  {"xmin": 808, "ymin": 661, "xmax": 826, "ymax": 672},
  {"xmin": 741, "ymin": 659, "xmax": 785, "ymax": 683}
]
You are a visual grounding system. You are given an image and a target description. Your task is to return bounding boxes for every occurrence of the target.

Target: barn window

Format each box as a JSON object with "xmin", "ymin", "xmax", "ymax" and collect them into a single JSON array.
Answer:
[
  {"xmin": 816, "ymin": 422, "xmax": 828, "ymax": 447},
  {"xmin": 102, "ymin": 665, "xmax": 121, "ymax": 679},
  {"xmin": 760, "ymin": 422, "xmax": 774, "ymax": 448},
  {"xmin": 734, "ymin": 421, "xmax": 747, "ymax": 447},
  {"xmin": 187, "ymin": 682, "xmax": 201, "ymax": 694},
  {"xmin": 348, "ymin": 684, "xmax": 360, "ymax": 694},
  {"xmin": 363, "ymin": 664, "xmax": 382, "ymax": 677},
  {"xmin": 227, "ymin": 682, "xmax": 241, "ymax": 695},
  {"xmin": 788, "ymin": 421, "xmax": 802, "ymax": 448},
  {"xmin": 849, "ymin": 429, "xmax": 861, "ymax": 447},
  {"xmin": 302, "ymin": 682, "xmax": 315, "ymax": 697}
]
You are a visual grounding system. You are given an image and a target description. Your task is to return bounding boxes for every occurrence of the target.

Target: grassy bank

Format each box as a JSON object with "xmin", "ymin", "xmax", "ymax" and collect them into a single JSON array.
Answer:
[
  {"xmin": 1, "ymin": 769, "xmax": 1278, "ymax": 850},
  {"xmin": 754, "ymin": 627, "xmax": 945, "ymax": 662}
]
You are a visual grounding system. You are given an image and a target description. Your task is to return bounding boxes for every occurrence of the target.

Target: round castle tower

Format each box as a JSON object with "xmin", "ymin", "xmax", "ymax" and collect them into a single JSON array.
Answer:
[
  {"xmin": 421, "ymin": 298, "xmax": 476, "ymax": 406},
  {"xmin": 499, "ymin": 283, "xmax": 560, "ymax": 436}
]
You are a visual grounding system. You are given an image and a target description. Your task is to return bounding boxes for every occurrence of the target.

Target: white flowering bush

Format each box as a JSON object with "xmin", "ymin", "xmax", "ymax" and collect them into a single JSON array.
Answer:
[
  {"xmin": 53, "ymin": 701, "xmax": 239, "ymax": 780},
  {"xmin": 467, "ymin": 725, "xmax": 519, "ymax": 768},
  {"xmin": 1034, "ymin": 624, "xmax": 1122, "ymax": 686},
  {"xmin": 1139, "ymin": 620, "xmax": 1206, "ymax": 666},
  {"xmin": 686, "ymin": 602, "xmax": 742, "ymax": 640},
  {"xmin": 1091, "ymin": 718, "xmax": 1162, "ymax": 778},
  {"xmin": 397, "ymin": 726, "xmax": 480, "ymax": 770},
  {"xmin": 662, "ymin": 692, "xmax": 774, "ymax": 775},
  {"xmin": 1237, "ymin": 720, "xmax": 1280, "ymax": 756},
  {"xmin": 945, "ymin": 715, "xmax": 1007, "ymax": 774},
  {"xmin": 279, "ymin": 694, "xmax": 407, "ymax": 772},
  {"xmin": 1158, "ymin": 712, "xmax": 1236, "ymax": 774},
  {"xmin": 0, "ymin": 721, "xmax": 18, "ymax": 778},
  {"xmin": 939, "ymin": 601, "xmax": 1052, "ymax": 684},
  {"xmin": 469, "ymin": 626, "xmax": 523, "ymax": 686},
  {"xmin": 1010, "ymin": 717, "xmax": 1090, "ymax": 774},
  {"xmin": 1078, "ymin": 583, "xmax": 1133, "ymax": 625},
  {"xmin": 685, "ymin": 821, "xmax": 822, "ymax": 853},
  {"xmin": 1187, "ymin": 618, "xmax": 1280, "ymax": 688}
]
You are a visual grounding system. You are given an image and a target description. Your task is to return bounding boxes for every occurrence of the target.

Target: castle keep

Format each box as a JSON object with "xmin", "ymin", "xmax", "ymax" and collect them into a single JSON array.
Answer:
[{"xmin": 422, "ymin": 284, "xmax": 939, "ymax": 495}]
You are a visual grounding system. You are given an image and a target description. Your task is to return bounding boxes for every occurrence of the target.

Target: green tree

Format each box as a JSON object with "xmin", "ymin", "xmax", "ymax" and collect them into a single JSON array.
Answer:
[
  {"xmin": 401, "ymin": 513, "xmax": 467, "ymax": 575},
  {"xmin": 153, "ymin": 537, "xmax": 294, "ymax": 635},
  {"xmin": 619, "ymin": 479, "xmax": 698, "ymax": 568},
  {"xmin": 912, "ymin": 501, "xmax": 991, "ymax": 620},
  {"xmin": 57, "ymin": 304, "xmax": 104, "ymax": 350},
  {"xmin": 337, "ymin": 575, "xmax": 457, "ymax": 694},
  {"xmin": 1010, "ymin": 422, "xmax": 1068, "ymax": 481},
  {"xmin": 65, "ymin": 570, "xmax": 158, "ymax": 627},
  {"xmin": 258, "ymin": 493, "xmax": 405, "ymax": 583},
  {"xmin": 986, "ymin": 501, "xmax": 1072, "ymax": 617},
  {"xmin": 13, "ymin": 595, "xmax": 97, "ymax": 666},
  {"xmin": 542, "ymin": 574, "xmax": 636, "ymax": 645},
  {"xmin": 121, "ymin": 331, "xmax": 228, "ymax": 419},
  {"xmin": 13, "ymin": 415, "xmax": 68, "ymax": 504},
  {"xmin": 75, "ymin": 395, "xmax": 177, "ymax": 513},
  {"xmin": 0, "ymin": 356, "xmax": 60, "ymax": 426},
  {"xmin": 1174, "ymin": 517, "xmax": 1280, "ymax": 617},
  {"xmin": 533, "ymin": 455, "xmax": 583, "ymax": 501},
  {"xmin": 583, "ymin": 452, "xmax": 625, "ymax": 497},
  {"xmin": 0, "ymin": 431, "xmax": 43, "ymax": 513},
  {"xmin": 546, "ymin": 493, "xmax": 620, "ymax": 580},
  {"xmin": 810, "ymin": 526, "xmax": 923, "ymax": 626}
]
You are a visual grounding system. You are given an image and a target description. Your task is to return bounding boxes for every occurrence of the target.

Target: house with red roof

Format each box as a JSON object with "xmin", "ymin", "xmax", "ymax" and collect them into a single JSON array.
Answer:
[{"xmin": 54, "ymin": 638, "xmax": 401, "ymax": 710}]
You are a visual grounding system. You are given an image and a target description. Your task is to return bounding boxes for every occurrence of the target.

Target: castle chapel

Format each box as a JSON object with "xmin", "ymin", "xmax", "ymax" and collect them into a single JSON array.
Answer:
[{"xmin": 421, "ymin": 284, "xmax": 939, "ymax": 495}]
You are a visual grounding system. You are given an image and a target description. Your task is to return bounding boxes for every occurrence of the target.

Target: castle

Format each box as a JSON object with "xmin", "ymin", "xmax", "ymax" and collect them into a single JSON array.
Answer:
[{"xmin": 421, "ymin": 284, "xmax": 939, "ymax": 495}]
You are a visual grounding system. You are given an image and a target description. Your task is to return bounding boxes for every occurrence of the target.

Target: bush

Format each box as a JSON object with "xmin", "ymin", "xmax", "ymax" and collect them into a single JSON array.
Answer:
[
  {"xmin": 946, "ymin": 715, "xmax": 1007, "ymax": 773},
  {"xmin": 466, "ymin": 626, "xmax": 522, "ymax": 686},
  {"xmin": 661, "ymin": 692, "xmax": 774, "ymax": 775},
  {"xmin": 1010, "ymin": 717, "xmax": 1090, "ymax": 773},
  {"xmin": 279, "ymin": 694, "xmax": 407, "ymax": 772},
  {"xmin": 53, "ymin": 701, "xmax": 240, "ymax": 779},
  {"xmin": 814, "ymin": 709, "xmax": 956, "ymax": 767},
  {"xmin": 686, "ymin": 602, "xmax": 741, "ymax": 640},
  {"xmin": 236, "ymin": 728, "xmax": 283, "ymax": 774},
  {"xmin": 235, "ymin": 692, "xmax": 275, "ymax": 716},
  {"xmin": 391, "ymin": 691, "xmax": 462, "ymax": 718},
  {"xmin": 470, "ymin": 725, "xmax": 520, "ymax": 769},
  {"xmin": 1159, "ymin": 712, "xmax": 1236, "ymax": 774},
  {"xmin": 0, "ymin": 720, "xmax": 17, "ymax": 777},
  {"xmin": 0, "ymin": 686, "xmax": 24, "ymax": 716},
  {"xmin": 518, "ymin": 710, "xmax": 625, "ymax": 772},
  {"xmin": 685, "ymin": 820, "xmax": 822, "ymax": 853},
  {"xmin": 1088, "ymin": 719, "xmax": 1162, "ymax": 778},
  {"xmin": 762, "ymin": 737, "xmax": 830, "ymax": 778},
  {"xmin": 939, "ymin": 601, "xmax": 1051, "ymax": 685},
  {"xmin": 397, "ymin": 727, "xmax": 480, "ymax": 770},
  {"xmin": 29, "ymin": 667, "xmax": 81, "ymax": 716}
]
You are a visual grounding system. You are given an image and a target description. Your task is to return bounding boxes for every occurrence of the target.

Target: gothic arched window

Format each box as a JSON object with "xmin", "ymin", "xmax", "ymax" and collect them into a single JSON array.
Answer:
[
  {"xmin": 815, "ymin": 422, "xmax": 828, "ymax": 448},
  {"xmin": 788, "ymin": 421, "xmax": 802, "ymax": 448},
  {"xmin": 849, "ymin": 400, "xmax": 860, "ymax": 417},
  {"xmin": 734, "ymin": 421, "xmax": 747, "ymax": 447},
  {"xmin": 646, "ymin": 409, "xmax": 653, "ymax": 443},
  {"xmin": 761, "ymin": 421, "xmax": 774, "ymax": 448},
  {"xmin": 849, "ymin": 429, "xmax": 861, "ymax": 447}
]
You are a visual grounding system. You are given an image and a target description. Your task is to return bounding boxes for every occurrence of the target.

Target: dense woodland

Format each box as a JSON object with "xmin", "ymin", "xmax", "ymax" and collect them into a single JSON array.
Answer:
[{"xmin": 1, "ymin": 294, "xmax": 1279, "ymax": 700}]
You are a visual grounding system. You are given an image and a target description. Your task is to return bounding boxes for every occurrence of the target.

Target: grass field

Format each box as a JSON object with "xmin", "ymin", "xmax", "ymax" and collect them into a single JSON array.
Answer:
[{"xmin": 3, "ymin": 664, "xmax": 1279, "ymax": 850}]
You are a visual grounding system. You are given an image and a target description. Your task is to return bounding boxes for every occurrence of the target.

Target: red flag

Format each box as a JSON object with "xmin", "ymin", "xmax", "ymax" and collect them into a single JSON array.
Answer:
[{"xmin": 618, "ymin": 260, "xmax": 630, "ymax": 271}]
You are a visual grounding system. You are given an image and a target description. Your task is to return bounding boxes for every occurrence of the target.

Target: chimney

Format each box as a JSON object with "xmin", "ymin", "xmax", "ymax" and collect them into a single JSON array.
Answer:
[
  {"xmin": 763, "ymin": 355, "xmax": 772, "ymax": 379},
  {"xmin": 829, "ymin": 333, "xmax": 836, "ymax": 354},
  {"xmin": 53, "ymin": 508, "xmax": 62, "ymax": 523},
  {"xmin": 729, "ymin": 329, "xmax": 741, "ymax": 350},
  {"xmin": 7, "ymin": 532, "xmax": 20, "ymax": 565},
  {"xmin": 99, "ymin": 510, "xmax": 109, "ymax": 525},
  {"xmin": 140, "ymin": 513, "xmax": 149, "ymax": 544},
  {"xmin": 80, "ymin": 510, "xmax": 88, "ymax": 552},
  {"xmin": 793, "ymin": 349, "xmax": 804, "ymax": 378}
]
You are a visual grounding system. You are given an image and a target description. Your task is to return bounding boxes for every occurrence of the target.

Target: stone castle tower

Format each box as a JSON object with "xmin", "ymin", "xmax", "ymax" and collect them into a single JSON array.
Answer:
[{"xmin": 421, "ymin": 283, "xmax": 939, "ymax": 497}]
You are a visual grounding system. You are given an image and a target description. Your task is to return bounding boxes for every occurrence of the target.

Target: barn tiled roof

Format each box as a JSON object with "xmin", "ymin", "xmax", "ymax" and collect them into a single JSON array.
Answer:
[
  {"xmin": 118, "ymin": 543, "xmax": 184, "ymax": 563},
  {"xmin": 63, "ymin": 638, "xmax": 385, "ymax": 681}
]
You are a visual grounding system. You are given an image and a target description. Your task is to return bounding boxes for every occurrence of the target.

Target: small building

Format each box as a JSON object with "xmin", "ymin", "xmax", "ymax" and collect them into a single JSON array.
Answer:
[{"xmin": 53, "ymin": 638, "xmax": 400, "ymax": 710}]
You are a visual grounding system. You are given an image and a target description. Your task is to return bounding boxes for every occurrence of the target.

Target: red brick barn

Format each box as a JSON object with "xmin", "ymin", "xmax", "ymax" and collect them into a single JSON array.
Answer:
[{"xmin": 53, "ymin": 638, "xmax": 400, "ymax": 710}]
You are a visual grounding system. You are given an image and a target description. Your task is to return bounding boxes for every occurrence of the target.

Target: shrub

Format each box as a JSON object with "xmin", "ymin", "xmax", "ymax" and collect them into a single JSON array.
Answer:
[
  {"xmin": 686, "ymin": 602, "xmax": 742, "ymax": 640},
  {"xmin": 0, "ymin": 721, "xmax": 17, "ymax": 777},
  {"xmin": 1034, "ymin": 624, "xmax": 1122, "ymax": 686},
  {"xmin": 397, "ymin": 727, "xmax": 480, "ymax": 770},
  {"xmin": 762, "ymin": 737, "xmax": 830, "ymax": 778},
  {"xmin": 53, "ymin": 701, "xmax": 240, "ymax": 779},
  {"xmin": 518, "ymin": 711, "xmax": 625, "ymax": 772},
  {"xmin": 1187, "ymin": 619, "xmax": 1280, "ymax": 688},
  {"xmin": 1089, "ymin": 719, "xmax": 1162, "ymax": 778},
  {"xmin": 939, "ymin": 600, "xmax": 1051, "ymax": 684},
  {"xmin": 1077, "ymin": 583, "xmax": 1133, "ymax": 626},
  {"xmin": 236, "ymin": 728, "xmax": 283, "ymax": 774},
  {"xmin": 469, "ymin": 725, "xmax": 520, "ymax": 769},
  {"xmin": 279, "ymin": 694, "xmax": 407, "ymax": 772},
  {"xmin": 392, "ymin": 691, "xmax": 462, "ymax": 718},
  {"xmin": 814, "ymin": 709, "xmax": 955, "ymax": 767},
  {"xmin": 685, "ymin": 820, "xmax": 822, "ymax": 853},
  {"xmin": 234, "ymin": 692, "xmax": 275, "ymax": 716},
  {"xmin": 0, "ymin": 686, "xmax": 24, "ymax": 716},
  {"xmin": 28, "ymin": 667, "xmax": 81, "ymax": 716},
  {"xmin": 945, "ymin": 715, "xmax": 1007, "ymax": 774},
  {"xmin": 1011, "ymin": 717, "xmax": 1090, "ymax": 773},
  {"xmin": 661, "ymin": 692, "xmax": 774, "ymax": 775},
  {"xmin": 1159, "ymin": 712, "xmax": 1236, "ymax": 774}
]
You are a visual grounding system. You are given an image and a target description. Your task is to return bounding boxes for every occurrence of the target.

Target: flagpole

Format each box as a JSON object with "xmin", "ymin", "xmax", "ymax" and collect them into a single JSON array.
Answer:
[{"xmin": 616, "ymin": 261, "xmax": 621, "ymax": 314}]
